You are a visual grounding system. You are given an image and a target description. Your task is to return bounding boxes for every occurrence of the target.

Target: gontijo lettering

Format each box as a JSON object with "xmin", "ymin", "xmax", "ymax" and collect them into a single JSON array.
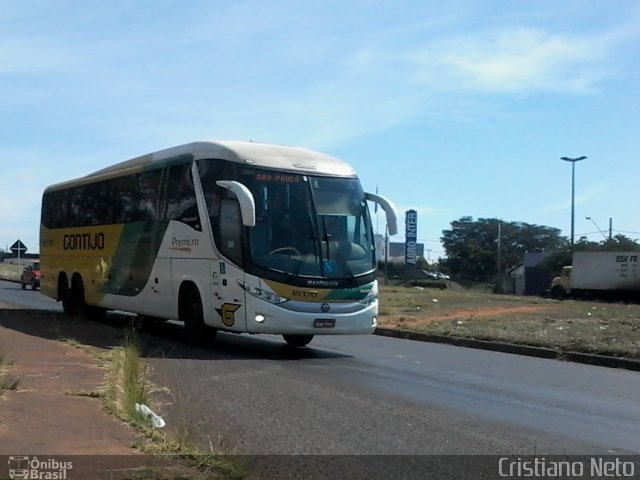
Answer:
[{"xmin": 63, "ymin": 233, "xmax": 105, "ymax": 250}]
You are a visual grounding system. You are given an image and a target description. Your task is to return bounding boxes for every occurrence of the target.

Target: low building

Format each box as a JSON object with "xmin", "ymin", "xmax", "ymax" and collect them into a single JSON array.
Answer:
[{"xmin": 508, "ymin": 252, "xmax": 550, "ymax": 296}]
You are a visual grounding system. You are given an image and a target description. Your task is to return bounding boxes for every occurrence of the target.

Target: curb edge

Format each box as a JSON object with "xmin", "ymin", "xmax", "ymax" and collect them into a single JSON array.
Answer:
[{"xmin": 374, "ymin": 327, "xmax": 640, "ymax": 372}]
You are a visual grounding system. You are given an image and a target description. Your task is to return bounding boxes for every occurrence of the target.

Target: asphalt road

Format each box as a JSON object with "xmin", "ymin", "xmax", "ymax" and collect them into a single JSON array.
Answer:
[
  {"xmin": 1, "ymin": 279, "xmax": 639, "ymax": 476},
  {"xmin": 146, "ymin": 332, "xmax": 640, "ymax": 454},
  {"xmin": 0, "ymin": 279, "xmax": 63, "ymax": 312}
]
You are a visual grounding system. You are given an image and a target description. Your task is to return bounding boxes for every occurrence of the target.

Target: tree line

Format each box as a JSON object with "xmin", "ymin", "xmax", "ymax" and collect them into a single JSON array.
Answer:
[{"xmin": 440, "ymin": 216, "xmax": 640, "ymax": 283}]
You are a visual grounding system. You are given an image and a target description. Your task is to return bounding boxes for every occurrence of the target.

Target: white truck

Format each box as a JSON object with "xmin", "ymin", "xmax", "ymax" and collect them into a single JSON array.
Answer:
[{"xmin": 550, "ymin": 251, "xmax": 640, "ymax": 301}]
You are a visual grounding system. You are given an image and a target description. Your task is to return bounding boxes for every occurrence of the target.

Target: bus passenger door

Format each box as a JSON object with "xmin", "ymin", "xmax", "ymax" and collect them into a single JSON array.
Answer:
[{"xmin": 212, "ymin": 198, "xmax": 247, "ymax": 332}]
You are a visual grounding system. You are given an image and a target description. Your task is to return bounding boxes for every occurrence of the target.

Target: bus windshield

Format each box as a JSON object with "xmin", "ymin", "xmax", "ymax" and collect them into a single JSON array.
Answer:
[
  {"xmin": 247, "ymin": 170, "xmax": 374, "ymax": 279},
  {"xmin": 203, "ymin": 166, "xmax": 375, "ymax": 279}
]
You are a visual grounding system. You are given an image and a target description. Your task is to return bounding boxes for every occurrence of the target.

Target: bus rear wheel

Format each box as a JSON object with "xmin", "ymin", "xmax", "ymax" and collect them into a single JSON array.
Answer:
[
  {"xmin": 283, "ymin": 334, "xmax": 314, "ymax": 348},
  {"xmin": 61, "ymin": 276, "xmax": 84, "ymax": 315}
]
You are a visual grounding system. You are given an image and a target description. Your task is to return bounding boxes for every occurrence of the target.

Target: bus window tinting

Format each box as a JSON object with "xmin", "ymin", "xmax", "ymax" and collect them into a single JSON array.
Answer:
[{"xmin": 41, "ymin": 162, "xmax": 201, "ymax": 230}]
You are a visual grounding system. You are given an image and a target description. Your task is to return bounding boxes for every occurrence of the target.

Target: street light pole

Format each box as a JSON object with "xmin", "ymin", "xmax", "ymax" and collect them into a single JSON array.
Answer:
[
  {"xmin": 585, "ymin": 216, "xmax": 607, "ymax": 241},
  {"xmin": 560, "ymin": 156, "xmax": 587, "ymax": 248}
]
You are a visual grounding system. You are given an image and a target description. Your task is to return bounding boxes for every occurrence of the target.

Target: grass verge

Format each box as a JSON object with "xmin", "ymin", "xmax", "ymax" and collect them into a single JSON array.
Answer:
[
  {"xmin": 0, "ymin": 352, "xmax": 19, "ymax": 395},
  {"xmin": 0, "ymin": 263, "xmax": 20, "ymax": 282},
  {"xmin": 103, "ymin": 327, "xmax": 245, "ymax": 479},
  {"xmin": 379, "ymin": 284, "xmax": 640, "ymax": 359}
]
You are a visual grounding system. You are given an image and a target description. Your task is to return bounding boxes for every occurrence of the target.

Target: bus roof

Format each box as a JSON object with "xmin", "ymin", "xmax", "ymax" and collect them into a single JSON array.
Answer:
[{"xmin": 46, "ymin": 141, "xmax": 357, "ymax": 191}]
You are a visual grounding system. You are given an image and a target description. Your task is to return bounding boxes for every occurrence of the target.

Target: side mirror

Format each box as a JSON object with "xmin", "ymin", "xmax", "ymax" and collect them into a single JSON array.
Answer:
[
  {"xmin": 216, "ymin": 180, "xmax": 256, "ymax": 227},
  {"xmin": 365, "ymin": 192, "xmax": 398, "ymax": 235}
]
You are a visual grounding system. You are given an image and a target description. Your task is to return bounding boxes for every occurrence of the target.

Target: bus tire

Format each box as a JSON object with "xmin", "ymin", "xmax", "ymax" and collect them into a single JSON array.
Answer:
[
  {"xmin": 62, "ymin": 275, "xmax": 85, "ymax": 316},
  {"xmin": 62, "ymin": 290, "xmax": 76, "ymax": 314},
  {"xmin": 283, "ymin": 334, "xmax": 314, "ymax": 348},
  {"xmin": 59, "ymin": 275, "xmax": 74, "ymax": 314},
  {"xmin": 180, "ymin": 285, "xmax": 216, "ymax": 344}
]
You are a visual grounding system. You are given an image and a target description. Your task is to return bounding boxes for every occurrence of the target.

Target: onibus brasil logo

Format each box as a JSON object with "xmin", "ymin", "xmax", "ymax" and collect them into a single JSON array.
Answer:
[{"xmin": 8, "ymin": 456, "xmax": 73, "ymax": 479}]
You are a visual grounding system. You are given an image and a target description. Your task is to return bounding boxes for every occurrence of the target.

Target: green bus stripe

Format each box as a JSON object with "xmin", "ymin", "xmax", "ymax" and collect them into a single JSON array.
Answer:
[
  {"xmin": 325, "ymin": 282, "xmax": 374, "ymax": 301},
  {"xmin": 101, "ymin": 220, "xmax": 169, "ymax": 296}
]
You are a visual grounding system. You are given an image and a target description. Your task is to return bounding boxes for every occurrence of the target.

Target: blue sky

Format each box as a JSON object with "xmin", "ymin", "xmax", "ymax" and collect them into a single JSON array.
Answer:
[{"xmin": 2, "ymin": 1, "xmax": 639, "ymax": 260}]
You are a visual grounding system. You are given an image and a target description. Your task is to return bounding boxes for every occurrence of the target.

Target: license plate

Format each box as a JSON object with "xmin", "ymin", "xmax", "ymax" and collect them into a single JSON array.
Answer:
[{"xmin": 314, "ymin": 318, "xmax": 335, "ymax": 328}]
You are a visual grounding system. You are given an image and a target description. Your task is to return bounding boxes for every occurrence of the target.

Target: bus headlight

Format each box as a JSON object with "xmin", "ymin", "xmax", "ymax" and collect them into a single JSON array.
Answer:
[{"xmin": 238, "ymin": 282, "xmax": 287, "ymax": 305}]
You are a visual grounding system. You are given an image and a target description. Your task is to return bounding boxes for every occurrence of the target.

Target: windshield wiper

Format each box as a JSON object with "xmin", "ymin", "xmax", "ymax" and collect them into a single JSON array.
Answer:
[
  {"xmin": 289, "ymin": 232, "xmax": 321, "ymax": 281},
  {"xmin": 288, "ymin": 182, "xmax": 323, "ymax": 282}
]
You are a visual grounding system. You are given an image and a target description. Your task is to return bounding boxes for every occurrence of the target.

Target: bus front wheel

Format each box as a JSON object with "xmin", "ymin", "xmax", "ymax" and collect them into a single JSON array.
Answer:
[
  {"xmin": 180, "ymin": 286, "xmax": 217, "ymax": 344},
  {"xmin": 283, "ymin": 334, "xmax": 314, "ymax": 348}
]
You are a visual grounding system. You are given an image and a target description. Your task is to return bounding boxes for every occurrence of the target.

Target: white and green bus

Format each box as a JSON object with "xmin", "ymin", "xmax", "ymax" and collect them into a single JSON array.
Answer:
[{"xmin": 40, "ymin": 141, "xmax": 397, "ymax": 347}]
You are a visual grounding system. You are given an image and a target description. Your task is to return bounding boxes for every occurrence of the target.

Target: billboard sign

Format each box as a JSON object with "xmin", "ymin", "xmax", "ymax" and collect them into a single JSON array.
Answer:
[{"xmin": 405, "ymin": 210, "xmax": 417, "ymax": 265}]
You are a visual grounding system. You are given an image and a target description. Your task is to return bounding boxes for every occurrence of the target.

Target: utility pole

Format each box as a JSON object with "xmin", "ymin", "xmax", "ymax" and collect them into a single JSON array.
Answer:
[
  {"xmin": 586, "ymin": 216, "xmax": 607, "ymax": 241},
  {"xmin": 496, "ymin": 220, "xmax": 503, "ymax": 293},
  {"xmin": 560, "ymin": 156, "xmax": 587, "ymax": 248},
  {"xmin": 384, "ymin": 224, "xmax": 389, "ymax": 284},
  {"xmin": 609, "ymin": 218, "xmax": 613, "ymax": 240}
]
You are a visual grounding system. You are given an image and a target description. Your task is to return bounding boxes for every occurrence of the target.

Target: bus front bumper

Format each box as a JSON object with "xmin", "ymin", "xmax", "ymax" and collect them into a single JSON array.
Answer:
[{"xmin": 245, "ymin": 298, "xmax": 378, "ymax": 335}]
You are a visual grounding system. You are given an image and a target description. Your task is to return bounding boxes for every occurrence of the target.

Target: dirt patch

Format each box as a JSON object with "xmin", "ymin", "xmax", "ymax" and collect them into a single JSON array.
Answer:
[
  {"xmin": 385, "ymin": 305, "xmax": 554, "ymax": 327},
  {"xmin": 378, "ymin": 285, "xmax": 640, "ymax": 358}
]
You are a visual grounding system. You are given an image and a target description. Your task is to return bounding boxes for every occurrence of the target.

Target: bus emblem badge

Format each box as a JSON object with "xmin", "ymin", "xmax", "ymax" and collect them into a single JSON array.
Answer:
[
  {"xmin": 321, "ymin": 303, "xmax": 330, "ymax": 313},
  {"xmin": 216, "ymin": 303, "xmax": 241, "ymax": 327}
]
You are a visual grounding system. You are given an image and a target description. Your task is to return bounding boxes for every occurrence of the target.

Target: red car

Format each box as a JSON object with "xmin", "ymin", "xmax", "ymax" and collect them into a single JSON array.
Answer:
[{"xmin": 20, "ymin": 261, "xmax": 40, "ymax": 290}]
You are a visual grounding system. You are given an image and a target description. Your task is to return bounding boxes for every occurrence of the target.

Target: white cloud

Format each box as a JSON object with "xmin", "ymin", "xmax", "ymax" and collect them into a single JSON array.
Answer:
[
  {"xmin": 1, "ymin": 3, "xmax": 631, "ymax": 153},
  {"xmin": 233, "ymin": 26, "xmax": 628, "ymax": 147},
  {"xmin": 404, "ymin": 27, "xmax": 613, "ymax": 94}
]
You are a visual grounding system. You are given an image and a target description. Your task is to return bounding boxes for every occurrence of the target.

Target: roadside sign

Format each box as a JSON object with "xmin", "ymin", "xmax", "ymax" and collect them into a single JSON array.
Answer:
[{"xmin": 10, "ymin": 239, "xmax": 27, "ymax": 255}]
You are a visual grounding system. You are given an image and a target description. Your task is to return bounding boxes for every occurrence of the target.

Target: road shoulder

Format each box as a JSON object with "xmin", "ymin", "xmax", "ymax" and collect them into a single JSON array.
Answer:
[
  {"xmin": 0, "ymin": 305, "xmax": 240, "ymax": 479},
  {"xmin": 0, "ymin": 307, "xmax": 138, "ymax": 455}
]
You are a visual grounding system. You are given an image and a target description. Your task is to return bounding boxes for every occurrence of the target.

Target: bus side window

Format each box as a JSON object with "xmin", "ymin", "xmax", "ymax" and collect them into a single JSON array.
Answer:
[
  {"xmin": 40, "ymin": 189, "xmax": 63, "ymax": 227},
  {"xmin": 218, "ymin": 198, "xmax": 243, "ymax": 266},
  {"xmin": 166, "ymin": 164, "xmax": 201, "ymax": 231},
  {"xmin": 131, "ymin": 170, "xmax": 162, "ymax": 222}
]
